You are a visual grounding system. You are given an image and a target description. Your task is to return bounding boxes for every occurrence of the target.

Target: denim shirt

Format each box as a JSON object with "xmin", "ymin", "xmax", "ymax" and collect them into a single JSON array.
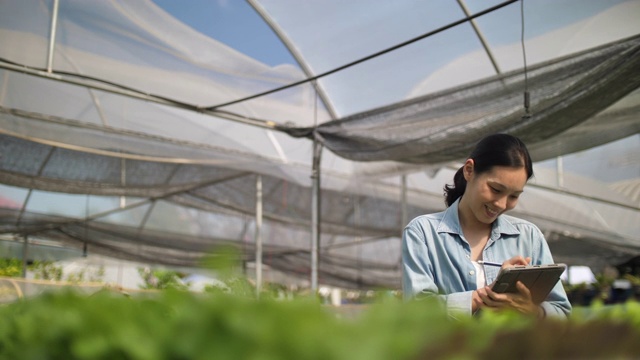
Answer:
[{"xmin": 402, "ymin": 199, "xmax": 571, "ymax": 317}]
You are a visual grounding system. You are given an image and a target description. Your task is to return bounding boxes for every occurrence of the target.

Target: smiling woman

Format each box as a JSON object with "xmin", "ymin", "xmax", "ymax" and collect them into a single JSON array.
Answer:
[
  {"xmin": 459, "ymin": 164, "xmax": 527, "ymax": 229},
  {"xmin": 444, "ymin": 134, "xmax": 532, "ymax": 209},
  {"xmin": 402, "ymin": 133, "xmax": 571, "ymax": 318}
]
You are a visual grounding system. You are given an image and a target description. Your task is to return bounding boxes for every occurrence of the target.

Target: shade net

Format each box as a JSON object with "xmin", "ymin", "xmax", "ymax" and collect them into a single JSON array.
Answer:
[
  {"xmin": 0, "ymin": 129, "xmax": 436, "ymax": 289},
  {"xmin": 285, "ymin": 35, "xmax": 640, "ymax": 163},
  {"xmin": 1, "ymin": 127, "xmax": 638, "ymax": 288},
  {"xmin": 0, "ymin": 0, "xmax": 638, "ymax": 289}
]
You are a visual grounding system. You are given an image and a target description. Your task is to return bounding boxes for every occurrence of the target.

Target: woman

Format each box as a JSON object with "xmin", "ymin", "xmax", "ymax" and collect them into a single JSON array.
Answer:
[{"xmin": 402, "ymin": 133, "xmax": 571, "ymax": 317}]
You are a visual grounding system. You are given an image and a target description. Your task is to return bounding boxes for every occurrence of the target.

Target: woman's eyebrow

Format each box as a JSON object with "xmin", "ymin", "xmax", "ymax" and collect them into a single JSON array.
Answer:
[{"xmin": 489, "ymin": 180, "xmax": 524, "ymax": 193}]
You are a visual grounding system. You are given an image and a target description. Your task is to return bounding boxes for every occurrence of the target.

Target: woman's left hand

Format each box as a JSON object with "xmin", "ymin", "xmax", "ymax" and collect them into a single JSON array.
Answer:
[{"xmin": 477, "ymin": 281, "xmax": 539, "ymax": 315}]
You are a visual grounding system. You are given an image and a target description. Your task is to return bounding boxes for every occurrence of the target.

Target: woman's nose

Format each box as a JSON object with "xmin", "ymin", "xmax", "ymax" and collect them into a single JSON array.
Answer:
[{"xmin": 493, "ymin": 196, "xmax": 507, "ymax": 210}]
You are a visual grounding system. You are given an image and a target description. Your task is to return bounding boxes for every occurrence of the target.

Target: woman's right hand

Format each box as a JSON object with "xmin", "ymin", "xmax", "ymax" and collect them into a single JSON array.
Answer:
[{"xmin": 501, "ymin": 255, "xmax": 531, "ymax": 268}]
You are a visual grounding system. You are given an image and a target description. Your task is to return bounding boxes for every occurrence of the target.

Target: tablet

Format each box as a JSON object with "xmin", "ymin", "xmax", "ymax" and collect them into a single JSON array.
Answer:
[{"xmin": 491, "ymin": 264, "xmax": 567, "ymax": 304}]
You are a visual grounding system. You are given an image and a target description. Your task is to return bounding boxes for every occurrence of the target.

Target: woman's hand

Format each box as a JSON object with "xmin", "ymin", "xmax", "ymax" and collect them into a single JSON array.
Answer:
[
  {"xmin": 477, "ymin": 281, "xmax": 539, "ymax": 315},
  {"xmin": 476, "ymin": 256, "xmax": 542, "ymax": 316},
  {"xmin": 501, "ymin": 255, "xmax": 531, "ymax": 268}
]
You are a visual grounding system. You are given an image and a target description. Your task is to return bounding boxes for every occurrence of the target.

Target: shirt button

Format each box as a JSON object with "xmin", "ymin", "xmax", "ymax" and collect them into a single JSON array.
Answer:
[{"xmin": 469, "ymin": 270, "xmax": 475, "ymax": 275}]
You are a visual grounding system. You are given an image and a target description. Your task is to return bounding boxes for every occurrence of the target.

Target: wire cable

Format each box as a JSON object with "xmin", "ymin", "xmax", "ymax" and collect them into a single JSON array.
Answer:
[{"xmin": 521, "ymin": 0, "xmax": 531, "ymax": 117}]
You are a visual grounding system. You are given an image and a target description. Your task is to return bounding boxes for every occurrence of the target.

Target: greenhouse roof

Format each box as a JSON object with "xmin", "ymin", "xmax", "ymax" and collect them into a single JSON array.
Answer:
[{"xmin": 0, "ymin": 0, "xmax": 638, "ymax": 289}]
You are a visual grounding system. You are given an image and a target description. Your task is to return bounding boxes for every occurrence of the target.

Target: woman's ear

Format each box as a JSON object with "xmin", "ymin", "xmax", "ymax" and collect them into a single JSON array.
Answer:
[{"xmin": 462, "ymin": 159, "xmax": 474, "ymax": 181}]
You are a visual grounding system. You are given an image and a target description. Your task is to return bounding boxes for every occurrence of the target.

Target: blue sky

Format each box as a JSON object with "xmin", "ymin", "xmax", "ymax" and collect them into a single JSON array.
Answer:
[{"xmin": 152, "ymin": 0, "xmax": 296, "ymax": 66}]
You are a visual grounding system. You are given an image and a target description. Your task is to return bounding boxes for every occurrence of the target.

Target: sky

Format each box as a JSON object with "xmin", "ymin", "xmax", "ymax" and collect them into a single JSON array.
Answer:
[{"xmin": 152, "ymin": 0, "xmax": 296, "ymax": 67}]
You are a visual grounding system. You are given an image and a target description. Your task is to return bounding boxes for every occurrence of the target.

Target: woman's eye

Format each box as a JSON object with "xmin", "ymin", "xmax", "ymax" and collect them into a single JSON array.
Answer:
[{"xmin": 489, "ymin": 187, "xmax": 500, "ymax": 193}]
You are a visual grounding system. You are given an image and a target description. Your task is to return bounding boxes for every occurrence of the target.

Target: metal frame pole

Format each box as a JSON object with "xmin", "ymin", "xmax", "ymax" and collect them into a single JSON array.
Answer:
[
  {"xmin": 401, "ymin": 175, "xmax": 408, "ymax": 229},
  {"xmin": 556, "ymin": 156, "xmax": 564, "ymax": 188},
  {"xmin": 456, "ymin": 0, "xmax": 501, "ymax": 75},
  {"xmin": 21, "ymin": 235, "xmax": 29, "ymax": 278},
  {"xmin": 255, "ymin": 175, "xmax": 263, "ymax": 297},
  {"xmin": 46, "ymin": 0, "xmax": 60, "ymax": 73},
  {"xmin": 310, "ymin": 139, "xmax": 323, "ymax": 292}
]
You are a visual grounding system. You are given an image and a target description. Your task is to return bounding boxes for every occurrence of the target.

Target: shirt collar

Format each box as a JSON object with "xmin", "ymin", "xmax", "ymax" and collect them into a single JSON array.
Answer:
[
  {"xmin": 436, "ymin": 198, "xmax": 463, "ymax": 235},
  {"xmin": 437, "ymin": 198, "xmax": 520, "ymax": 237}
]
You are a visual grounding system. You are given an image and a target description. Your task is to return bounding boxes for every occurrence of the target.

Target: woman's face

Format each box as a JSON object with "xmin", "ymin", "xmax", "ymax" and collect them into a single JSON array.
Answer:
[{"xmin": 461, "ymin": 160, "xmax": 528, "ymax": 225}]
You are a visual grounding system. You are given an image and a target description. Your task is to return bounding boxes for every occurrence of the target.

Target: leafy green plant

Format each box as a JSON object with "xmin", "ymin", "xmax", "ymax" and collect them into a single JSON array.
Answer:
[
  {"xmin": 0, "ymin": 258, "xmax": 106, "ymax": 285},
  {"xmin": 30, "ymin": 260, "xmax": 63, "ymax": 281},
  {"xmin": 0, "ymin": 258, "xmax": 26, "ymax": 277},
  {"xmin": 4, "ymin": 248, "xmax": 637, "ymax": 359},
  {"xmin": 137, "ymin": 268, "xmax": 188, "ymax": 291},
  {"xmin": 0, "ymin": 289, "xmax": 638, "ymax": 360},
  {"xmin": 66, "ymin": 266, "xmax": 105, "ymax": 284}
]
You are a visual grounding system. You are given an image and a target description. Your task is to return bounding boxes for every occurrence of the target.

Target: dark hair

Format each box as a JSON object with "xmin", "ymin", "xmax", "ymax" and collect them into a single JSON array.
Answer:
[{"xmin": 444, "ymin": 133, "xmax": 533, "ymax": 207}]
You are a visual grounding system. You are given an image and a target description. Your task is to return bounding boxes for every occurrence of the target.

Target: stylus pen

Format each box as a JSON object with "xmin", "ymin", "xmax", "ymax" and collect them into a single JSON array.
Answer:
[{"xmin": 476, "ymin": 260, "xmax": 502, "ymax": 267}]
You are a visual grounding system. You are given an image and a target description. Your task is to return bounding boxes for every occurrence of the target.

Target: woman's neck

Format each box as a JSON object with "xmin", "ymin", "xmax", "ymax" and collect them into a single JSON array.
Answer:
[{"xmin": 458, "ymin": 196, "xmax": 492, "ymax": 250}]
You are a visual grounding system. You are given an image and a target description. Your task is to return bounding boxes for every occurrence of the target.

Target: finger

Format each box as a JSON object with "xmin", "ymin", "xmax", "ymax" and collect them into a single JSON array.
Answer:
[
  {"xmin": 471, "ymin": 290, "xmax": 482, "ymax": 310},
  {"xmin": 515, "ymin": 282, "xmax": 539, "ymax": 310},
  {"xmin": 484, "ymin": 286, "xmax": 509, "ymax": 304},
  {"xmin": 513, "ymin": 282, "xmax": 540, "ymax": 313},
  {"xmin": 484, "ymin": 286, "xmax": 498, "ymax": 299},
  {"xmin": 502, "ymin": 256, "xmax": 528, "ymax": 267},
  {"xmin": 476, "ymin": 287, "xmax": 488, "ymax": 298},
  {"xmin": 482, "ymin": 295, "xmax": 509, "ymax": 309},
  {"xmin": 515, "ymin": 281, "xmax": 532, "ymax": 299},
  {"xmin": 478, "ymin": 291, "xmax": 498, "ymax": 307},
  {"xmin": 513, "ymin": 256, "xmax": 528, "ymax": 265}
]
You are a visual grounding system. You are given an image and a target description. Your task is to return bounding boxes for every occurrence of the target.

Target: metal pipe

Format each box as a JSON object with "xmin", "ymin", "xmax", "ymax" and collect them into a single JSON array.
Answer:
[
  {"xmin": 83, "ymin": 194, "xmax": 89, "ymax": 257},
  {"xmin": 0, "ymin": 62, "xmax": 280, "ymax": 130},
  {"xmin": 15, "ymin": 147, "xmax": 56, "ymax": 229},
  {"xmin": 556, "ymin": 156, "xmax": 564, "ymax": 188},
  {"xmin": 0, "ymin": 71, "xmax": 9, "ymax": 103},
  {"xmin": 247, "ymin": 0, "xmax": 338, "ymax": 120},
  {"xmin": 401, "ymin": 175, "xmax": 408, "ymax": 230},
  {"xmin": 456, "ymin": 0, "xmax": 501, "ymax": 75},
  {"xmin": 120, "ymin": 158, "xmax": 126, "ymax": 208},
  {"xmin": 310, "ymin": 139, "xmax": 323, "ymax": 292},
  {"xmin": 21, "ymin": 235, "xmax": 28, "ymax": 278},
  {"xmin": 46, "ymin": 0, "xmax": 60, "ymax": 73},
  {"xmin": 0, "ymin": 121, "xmax": 267, "ymax": 166},
  {"xmin": 137, "ymin": 200, "xmax": 157, "ymax": 235},
  {"xmin": 354, "ymin": 194, "xmax": 362, "ymax": 286},
  {"xmin": 398, "ymin": 175, "xmax": 408, "ymax": 267},
  {"xmin": 255, "ymin": 175, "xmax": 263, "ymax": 297}
]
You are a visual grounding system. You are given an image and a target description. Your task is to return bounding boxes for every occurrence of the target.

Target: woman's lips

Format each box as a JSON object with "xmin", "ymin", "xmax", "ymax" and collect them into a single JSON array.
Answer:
[{"xmin": 485, "ymin": 205, "xmax": 499, "ymax": 218}]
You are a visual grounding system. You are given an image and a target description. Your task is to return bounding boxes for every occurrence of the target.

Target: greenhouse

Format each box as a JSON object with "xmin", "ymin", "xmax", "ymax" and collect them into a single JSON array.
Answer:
[{"xmin": 0, "ymin": 0, "xmax": 639, "ymax": 295}]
